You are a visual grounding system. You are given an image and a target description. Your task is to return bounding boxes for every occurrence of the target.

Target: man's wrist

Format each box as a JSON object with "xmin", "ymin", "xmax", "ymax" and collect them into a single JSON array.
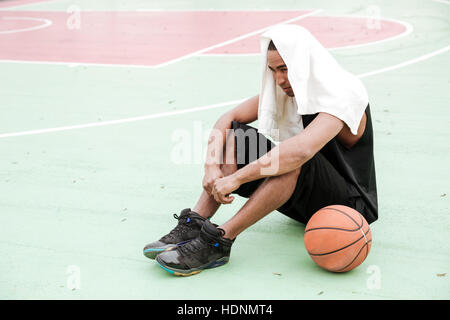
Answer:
[
  {"xmin": 230, "ymin": 170, "xmax": 244, "ymax": 186},
  {"xmin": 204, "ymin": 162, "xmax": 221, "ymax": 170}
]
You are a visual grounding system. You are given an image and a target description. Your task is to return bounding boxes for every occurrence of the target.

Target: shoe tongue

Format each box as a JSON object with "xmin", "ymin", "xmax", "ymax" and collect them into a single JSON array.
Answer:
[
  {"xmin": 201, "ymin": 219, "xmax": 223, "ymax": 238},
  {"xmin": 179, "ymin": 208, "xmax": 192, "ymax": 217}
]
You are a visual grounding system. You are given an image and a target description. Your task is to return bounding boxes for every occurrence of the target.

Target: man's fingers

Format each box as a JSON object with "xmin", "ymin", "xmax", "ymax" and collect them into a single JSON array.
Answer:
[
  {"xmin": 221, "ymin": 195, "xmax": 234, "ymax": 204},
  {"xmin": 212, "ymin": 187, "xmax": 223, "ymax": 204},
  {"xmin": 203, "ymin": 179, "xmax": 216, "ymax": 195},
  {"xmin": 211, "ymin": 188, "xmax": 220, "ymax": 203},
  {"xmin": 216, "ymin": 190, "xmax": 234, "ymax": 204}
]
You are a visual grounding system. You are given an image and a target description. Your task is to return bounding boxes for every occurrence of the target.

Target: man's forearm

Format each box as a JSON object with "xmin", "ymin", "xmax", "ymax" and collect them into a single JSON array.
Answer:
[
  {"xmin": 232, "ymin": 137, "xmax": 312, "ymax": 185},
  {"xmin": 204, "ymin": 113, "xmax": 233, "ymax": 168},
  {"xmin": 204, "ymin": 95, "xmax": 259, "ymax": 168},
  {"xmin": 231, "ymin": 112, "xmax": 345, "ymax": 186}
]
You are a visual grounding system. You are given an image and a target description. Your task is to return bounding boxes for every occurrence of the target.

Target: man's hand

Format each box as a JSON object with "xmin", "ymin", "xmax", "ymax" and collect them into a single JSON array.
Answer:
[
  {"xmin": 211, "ymin": 175, "xmax": 241, "ymax": 204},
  {"xmin": 203, "ymin": 165, "xmax": 224, "ymax": 195}
]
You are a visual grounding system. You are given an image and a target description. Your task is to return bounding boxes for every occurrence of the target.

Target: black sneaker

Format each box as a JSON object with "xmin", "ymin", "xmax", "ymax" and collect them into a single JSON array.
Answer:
[
  {"xmin": 155, "ymin": 219, "xmax": 234, "ymax": 276},
  {"xmin": 143, "ymin": 208, "xmax": 206, "ymax": 259}
]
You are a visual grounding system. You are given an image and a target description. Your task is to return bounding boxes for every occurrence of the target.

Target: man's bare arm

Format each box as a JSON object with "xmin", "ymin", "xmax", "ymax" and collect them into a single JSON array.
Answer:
[
  {"xmin": 232, "ymin": 112, "xmax": 345, "ymax": 185},
  {"xmin": 204, "ymin": 95, "xmax": 259, "ymax": 168},
  {"xmin": 336, "ymin": 112, "xmax": 367, "ymax": 149},
  {"xmin": 202, "ymin": 95, "xmax": 259, "ymax": 195}
]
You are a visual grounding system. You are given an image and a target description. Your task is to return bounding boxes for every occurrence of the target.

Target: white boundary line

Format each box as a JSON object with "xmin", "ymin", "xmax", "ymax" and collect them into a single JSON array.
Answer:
[
  {"xmin": 357, "ymin": 45, "xmax": 450, "ymax": 78},
  {"xmin": 0, "ymin": 11, "xmax": 413, "ymax": 66},
  {"xmin": 431, "ymin": 0, "xmax": 450, "ymax": 4},
  {"xmin": 326, "ymin": 14, "xmax": 413, "ymax": 51},
  {"xmin": 0, "ymin": 45, "xmax": 449, "ymax": 139},
  {"xmin": 0, "ymin": 16, "xmax": 52, "ymax": 34},
  {"xmin": 0, "ymin": 0, "xmax": 60, "ymax": 11},
  {"xmin": 0, "ymin": 99, "xmax": 247, "ymax": 138},
  {"xmin": 135, "ymin": 8, "xmax": 319, "ymax": 12},
  {"xmin": 1, "ymin": 1, "xmax": 449, "ymax": 139},
  {"xmin": 199, "ymin": 14, "xmax": 413, "ymax": 57},
  {"xmin": 149, "ymin": 9, "xmax": 322, "ymax": 68},
  {"xmin": 0, "ymin": 9, "xmax": 321, "ymax": 69}
]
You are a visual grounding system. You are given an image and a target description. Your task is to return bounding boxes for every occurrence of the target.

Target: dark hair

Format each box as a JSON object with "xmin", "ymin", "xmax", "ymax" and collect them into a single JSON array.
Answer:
[{"xmin": 268, "ymin": 40, "xmax": 277, "ymax": 51}]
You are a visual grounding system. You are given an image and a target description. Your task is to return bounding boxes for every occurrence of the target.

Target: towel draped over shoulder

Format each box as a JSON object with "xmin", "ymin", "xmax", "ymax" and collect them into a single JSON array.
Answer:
[{"xmin": 258, "ymin": 24, "xmax": 369, "ymax": 141}]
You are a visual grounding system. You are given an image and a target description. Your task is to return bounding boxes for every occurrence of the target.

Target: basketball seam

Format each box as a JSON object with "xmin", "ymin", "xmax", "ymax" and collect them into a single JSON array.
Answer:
[
  {"xmin": 335, "ymin": 240, "xmax": 372, "ymax": 272},
  {"xmin": 305, "ymin": 226, "xmax": 360, "ymax": 232},
  {"xmin": 305, "ymin": 207, "xmax": 363, "ymax": 233},
  {"xmin": 324, "ymin": 207, "xmax": 363, "ymax": 229},
  {"xmin": 308, "ymin": 227, "xmax": 371, "ymax": 256}
]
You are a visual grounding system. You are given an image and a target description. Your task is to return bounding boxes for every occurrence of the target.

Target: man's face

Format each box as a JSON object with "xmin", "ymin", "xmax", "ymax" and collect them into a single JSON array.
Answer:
[{"xmin": 267, "ymin": 49, "xmax": 294, "ymax": 97}]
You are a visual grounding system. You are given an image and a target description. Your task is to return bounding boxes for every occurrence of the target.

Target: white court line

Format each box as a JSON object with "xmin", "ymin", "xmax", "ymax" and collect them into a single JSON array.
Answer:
[
  {"xmin": 0, "ymin": 0, "xmax": 60, "ymax": 11},
  {"xmin": 0, "ymin": 1, "xmax": 448, "ymax": 139},
  {"xmin": 0, "ymin": 9, "xmax": 321, "ymax": 69},
  {"xmin": 199, "ymin": 14, "xmax": 414, "ymax": 56},
  {"xmin": 136, "ymin": 8, "xmax": 319, "ymax": 12},
  {"xmin": 325, "ymin": 14, "xmax": 413, "ymax": 51},
  {"xmin": 0, "ymin": 99, "xmax": 247, "ymax": 138},
  {"xmin": 0, "ymin": 10, "xmax": 414, "ymax": 67},
  {"xmin": 151, "ymin": 9, "xmax": 322, "ymax": 68},
  {"xmin": 431, "ymin": 0, "xmax": 450, "ymax": 4},
  {"xmin": 357, "ymin": 45, "xmax": 450, "ymax": 78},
  {"xmin": 0, "ymin": 16, "xmax": 52, "ymax": 34},
  {"xmin": 0, "ymin": 44, "xmax": 449, "ymax": 139}
]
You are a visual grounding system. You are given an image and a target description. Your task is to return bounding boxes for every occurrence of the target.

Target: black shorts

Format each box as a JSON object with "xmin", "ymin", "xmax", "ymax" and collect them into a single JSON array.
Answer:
[{"xmin": 231, "ymin": 121, "xmax": 365, "ymax": 225}]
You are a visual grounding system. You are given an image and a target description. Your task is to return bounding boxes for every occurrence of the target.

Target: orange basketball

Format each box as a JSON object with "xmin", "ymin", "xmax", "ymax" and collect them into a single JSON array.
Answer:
[{"xmin": 304, "ymin": 205, "xmax": 372, "ymax": 272}]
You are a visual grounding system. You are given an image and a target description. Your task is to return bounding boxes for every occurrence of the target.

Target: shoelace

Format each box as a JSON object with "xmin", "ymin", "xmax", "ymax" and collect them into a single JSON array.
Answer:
[
  {"xmin": 177, "ymin": 236, "xmax": 208, "ymax": 256},
  {"xmin": 160, "ymin": 213, "xmax": 192, "ymax": 242},
  {"xmin": 177, "ymin": 227, "xmax": 225, "ymax": 256}
]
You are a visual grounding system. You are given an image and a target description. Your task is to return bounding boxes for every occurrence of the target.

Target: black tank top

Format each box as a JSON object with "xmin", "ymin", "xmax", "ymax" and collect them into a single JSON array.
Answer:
[{"xmin": 301, "ymin": 104, "xmax": 378, "ymax": 224}]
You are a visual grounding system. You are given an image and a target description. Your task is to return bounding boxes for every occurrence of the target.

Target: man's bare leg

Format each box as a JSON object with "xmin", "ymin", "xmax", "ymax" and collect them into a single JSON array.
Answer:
[
  {"xmin": 194, "ymin": 128, "xmax": 300, "ymax": 233},
  {"xmin": 192, "ymin": 190, "xmax": 220, "ymax": 219},
  {"xmin": 144, "ymin": 130, "xmax": 238, "ymax": 260},
  {"xmin": 153, "ymin": 165, "xmax": 301, "ymax": 272},
  {"xmin": 220, "ymin": 167, "xmax": 301, "ymax": 240},
  {"xmin": 154, "ymin": 130, "xmax": 301, "ymax": 274},
  {"xmin": 193, "ymin": 130, "xmax": 238, "ymax": 219}
]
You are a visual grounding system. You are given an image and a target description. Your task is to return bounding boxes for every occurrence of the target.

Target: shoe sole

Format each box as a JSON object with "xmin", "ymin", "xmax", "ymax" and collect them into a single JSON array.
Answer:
[
  {"xmin": 143, "ymin": 240, "xmax": 192, "ymax": 260},
  {"xmin": 143, "ymin": 245, "xmax": 176, "ymax": 260},
  {"xmin": 155, "ymin": 255, "xmax": 229, "ymax": 276}
]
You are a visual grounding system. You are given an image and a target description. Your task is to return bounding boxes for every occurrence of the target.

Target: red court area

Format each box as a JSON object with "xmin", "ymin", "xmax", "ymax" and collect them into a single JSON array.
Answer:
[{"xmin": 0, "ymin": 10, "xmax": 407, "ymax": 66}]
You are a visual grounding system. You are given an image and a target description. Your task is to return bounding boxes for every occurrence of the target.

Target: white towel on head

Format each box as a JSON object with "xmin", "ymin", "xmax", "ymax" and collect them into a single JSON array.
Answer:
[{"xmin": 258, "ymin": 24, "xmax": 369, "ymax": 142}]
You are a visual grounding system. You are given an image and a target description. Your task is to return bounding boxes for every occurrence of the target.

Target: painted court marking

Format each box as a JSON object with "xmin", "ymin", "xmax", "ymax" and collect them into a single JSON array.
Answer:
[
  {"xmin": 357, "ymin": 45, "xmax": 450, "ymax": 78},
  {"xmin": 0, "ymin": 9, "xmax": 322, "ymax": 68},
  {"xmin": 0, "ymin": 99, "xmax": 248, "ymax": 138},
  {"xmin": 0, "ymin": 44, "xmax": 449, "ymax": 139},
  {"xmin": 1, "ymin": 1, "xmax": 449, "ymax": 139},
  {"xmin": 153, "ymin": 9, "xmax": 322, "ymax": 68},
  {"xmin": 0, "ymin": 16, "xmax": 52, "ymax": 34},
  {"xmin": 0, "ymin": 10, "xmax": 410, "ymax": 68},
  {"xmin": 201, "ymin": 14, "xmax": 413, "ymax": 56},
  {"xmin": 432, "ymin": 0, "xmax": 450, "ymax": 4},
  {"xmin": 0, "ymin": 0, "xmax": 59, "ymax": 10}
]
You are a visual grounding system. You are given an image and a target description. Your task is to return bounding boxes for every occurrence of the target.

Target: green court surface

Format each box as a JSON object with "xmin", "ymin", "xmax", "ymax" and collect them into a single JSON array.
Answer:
[{"xmin": 0, "ymin": 0, "xmax": 449, "ymax": 299}]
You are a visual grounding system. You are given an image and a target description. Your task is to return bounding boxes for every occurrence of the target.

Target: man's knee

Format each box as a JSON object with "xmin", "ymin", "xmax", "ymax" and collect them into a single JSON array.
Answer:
[
  {"xmin": 291, "ymin": 167, "xmax": 301, "ymax": 176},
  {"xmin": 220, "ymin": 162, "xmax": 237, "ymax": 177},
  {"xmin": 268, "ymin": 166, "xmax": 301, "ymax": 183}
]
